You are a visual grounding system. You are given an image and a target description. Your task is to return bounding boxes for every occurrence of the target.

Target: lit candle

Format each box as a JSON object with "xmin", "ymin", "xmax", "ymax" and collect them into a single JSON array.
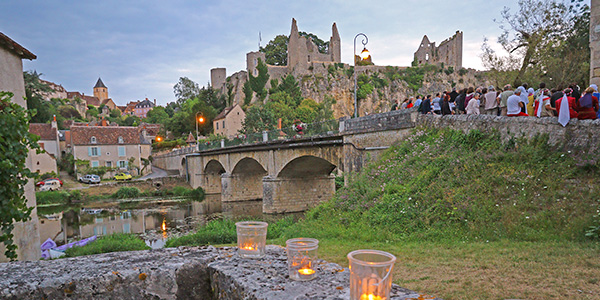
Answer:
[
  {"xmin": 242, "ymin": 245, "xmax": 255, "ymax": 250},
  {"xmin": 360, "ymin": 294, "xmax": 383, "ymax": 300},
  {"xmin": 297, "ymin": 267, "xmax": 315, "ymax": 279}
]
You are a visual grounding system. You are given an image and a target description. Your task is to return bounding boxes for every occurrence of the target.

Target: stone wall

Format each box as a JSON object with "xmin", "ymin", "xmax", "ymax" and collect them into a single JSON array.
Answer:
[
  {"xmin": 591, "ymin": 0, "xmax": 600, "ymax": 87},
  {"xmin": 263, "ymin": 175, "xmax": 335, "ymax": 214},
  {"xmin": 0, "ymin": 245, "xmax": 438, "ymax": 300},
  {"xmin": 416, "ymin": 114, "xmax": 600, "ymax": 153}
]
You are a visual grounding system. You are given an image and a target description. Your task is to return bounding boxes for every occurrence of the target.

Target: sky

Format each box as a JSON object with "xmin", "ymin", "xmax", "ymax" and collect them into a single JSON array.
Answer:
[{"xmin": 0, "ymin": 0, "xmax": 568, "ymax": 106}]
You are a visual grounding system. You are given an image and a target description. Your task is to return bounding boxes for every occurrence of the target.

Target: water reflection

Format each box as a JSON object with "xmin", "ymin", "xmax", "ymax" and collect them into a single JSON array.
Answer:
[
  {"xmin": 38, "ymin": 197, "xmax": 222, "ymax": 250},
  {"xmin": 38, "ymin": 192, "xmax": 298, "ymax": 249}
]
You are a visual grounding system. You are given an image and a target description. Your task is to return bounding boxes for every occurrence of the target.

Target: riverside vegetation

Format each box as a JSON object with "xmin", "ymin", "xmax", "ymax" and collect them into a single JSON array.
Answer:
[{"xmin": 165, "ymin": 127, "xmax": 600, "ymax": 299}]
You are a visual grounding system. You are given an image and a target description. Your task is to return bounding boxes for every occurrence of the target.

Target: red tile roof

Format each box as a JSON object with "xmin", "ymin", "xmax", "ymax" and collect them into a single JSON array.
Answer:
[
  {"xmin": 71, "ymin": 126, "xmax": 147, "ymax": 145},
  {"xmin": 0, "ymin": 32, "xmax": 36, "ymax": 60},
  {"xmin": 29, "ymin": 123, "xmax": 57, "ymax": 140}
]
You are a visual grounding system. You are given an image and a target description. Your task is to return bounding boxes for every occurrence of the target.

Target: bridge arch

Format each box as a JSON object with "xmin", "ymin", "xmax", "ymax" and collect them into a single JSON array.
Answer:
[
  {"xmin": 263, "ymin": 155, "xmax": 336, "ymax": 214},
  {"xmin": 277, "ymin": 155, "xmax": 336, "ymax": 178},
  {"xmin": 203, "ymin": 159, "xmax": 225, "ymax": 195}
]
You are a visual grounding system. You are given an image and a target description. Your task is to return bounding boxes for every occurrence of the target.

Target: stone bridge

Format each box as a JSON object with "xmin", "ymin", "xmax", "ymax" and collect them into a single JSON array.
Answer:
[
  {"xmin": 153, "ymin": 110, "xmax": 416, "ymax": 214},
  {"xmin": 154, "ymin": 109, "xmax": 600, "ymax": 215}
]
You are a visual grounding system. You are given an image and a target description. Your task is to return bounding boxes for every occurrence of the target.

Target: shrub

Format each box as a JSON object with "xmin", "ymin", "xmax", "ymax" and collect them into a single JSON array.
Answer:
[
  {"xmin": 166, "ymin": 219, "xmax": 237, "ymax": 247},
  {"xmin": 113, "ymin": 187, "xmax": 141, "ymax": 199},
  {"xmin": 186, "ymin": 187, "xmax": 205, "ymax": 202},
  {"xmin": 65, "ymin": 233, "xmax": 149, "ymax": 257},
  {"xmin": 36, "ymin": 191, "xmax": 70, "ymax": 205},
  {"xmin": 171, "ymin": 186, "xmax": 189, "ymax": 196}
]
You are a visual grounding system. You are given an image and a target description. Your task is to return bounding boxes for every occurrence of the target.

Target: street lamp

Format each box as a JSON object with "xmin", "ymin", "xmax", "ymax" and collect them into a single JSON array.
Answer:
[
  {"xmin": 354, "ymin": 33, "xmax": 369, "ymax": 118},
  {"xmin": 195, "ymin": 112, "xmax": 205, "ymax": 142}
]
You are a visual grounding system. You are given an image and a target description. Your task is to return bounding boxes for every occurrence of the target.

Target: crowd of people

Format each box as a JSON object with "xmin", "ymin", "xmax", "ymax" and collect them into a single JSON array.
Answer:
[{"xmin": 391, "ymin": 82, "xmax": 600, "ymax": 120}]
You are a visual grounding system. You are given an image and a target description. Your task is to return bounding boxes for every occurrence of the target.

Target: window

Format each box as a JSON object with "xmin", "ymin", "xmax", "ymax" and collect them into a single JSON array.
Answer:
[
  {"xmin": 118, "ymin": 136, "xmax": 124, "ymax": 144},
  {"xmin": 254, "ymin": 58, "xmax": 257, "ymax": 66},
  {"xmin": 123, "ymin": 223, "xmax": 131, "ymax": 233},
  {"xmin": 106, "ymin": 161, "xmax": 112, "ymax": 167},
  {"xmin": 118, "ymin": 160, "xmax": 128, "ymax": 168},
  {"xmin": 223, "ymin": 120, "xmax": 225, "ymax": 128},
  {"xmin": 118, "ymin": 146, "xmax": 126, "ymax": 157},
  {"xmin": 89, "ymin": 146, "xmax": 100, "ymax": 157},
  {"xmin": 91, "ymin": 161, "xmax": 99, "ymax": 168},
  {"xmin": 91, "ymin": 136, "xmax": 97, "ymax": 144},
  {"xmin": 216, "ymin": 122, "xmax": 218, "ymax": 130}
]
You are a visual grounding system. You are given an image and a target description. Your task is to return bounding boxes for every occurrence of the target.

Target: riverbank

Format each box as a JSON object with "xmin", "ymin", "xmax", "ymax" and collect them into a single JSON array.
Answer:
[{"xmin": 165, "ymin": 127, "xmax": 600, "ymax": 299}]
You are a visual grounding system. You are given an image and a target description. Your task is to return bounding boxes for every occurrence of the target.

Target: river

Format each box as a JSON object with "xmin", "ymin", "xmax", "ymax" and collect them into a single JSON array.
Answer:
[{"xmin": 36, "ymin": 194, "xmax": 263, "ymax": 249}]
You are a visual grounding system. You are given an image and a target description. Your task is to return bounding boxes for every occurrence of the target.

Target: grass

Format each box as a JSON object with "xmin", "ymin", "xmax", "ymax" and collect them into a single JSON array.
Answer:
[
  {"xmin": 166, "ymin": 128, "xmax": 600, "ymax": 298},
  {"xmin": 64, "ymin": 233, "xmax": 150, "ymax": 257}
]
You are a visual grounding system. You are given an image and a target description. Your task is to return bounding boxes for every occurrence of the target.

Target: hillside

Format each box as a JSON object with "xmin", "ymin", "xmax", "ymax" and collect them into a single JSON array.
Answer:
[{"xmin": 288, "ymin": 127, "xmax": 600, "ymax": 242}]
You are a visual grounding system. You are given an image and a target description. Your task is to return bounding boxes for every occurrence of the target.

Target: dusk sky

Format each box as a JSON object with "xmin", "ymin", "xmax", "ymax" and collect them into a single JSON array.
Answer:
[{"xmin": 1, "ymin": 0, "xmax": 579, "ymax": 106}]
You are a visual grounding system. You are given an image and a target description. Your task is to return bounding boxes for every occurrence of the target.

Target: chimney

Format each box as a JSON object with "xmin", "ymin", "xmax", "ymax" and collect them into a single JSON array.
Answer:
[
  {"xmin": 51, "ymin": 115, "xmax": 57, "ymax": 129},
  {"xmin": 154, "ymin": 99, "xmax": 156, "ymax": 106}
]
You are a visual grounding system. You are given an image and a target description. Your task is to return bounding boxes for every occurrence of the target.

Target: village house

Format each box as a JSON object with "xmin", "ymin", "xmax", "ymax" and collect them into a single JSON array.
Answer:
[
  {"xmin": 213, "ymin": 103, "xmax": 246, "ymax": 138},
  {"xmin": 28, "ymin": 118, "xmax": 60, "ymax": 175},
  {"xmin": 0, "ymin": 31, "xmax": 41, "ymax": 261},
  {"xmin": 70, "ymin": 126, "xmax": 152, "ymax": 177},
  {"xmin": 133, "ymin": 98, "xmax": 156, "ymax": 118}
]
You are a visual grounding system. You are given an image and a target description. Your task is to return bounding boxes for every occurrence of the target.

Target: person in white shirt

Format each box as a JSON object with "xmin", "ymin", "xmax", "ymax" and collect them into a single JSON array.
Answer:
[
  {"xmin": 507, "ymin": 89, "xmax": 527, "ymax": 117},
  {"xmin": 466, "ymin": 93, "xmax": 481, "ymax": 115}
]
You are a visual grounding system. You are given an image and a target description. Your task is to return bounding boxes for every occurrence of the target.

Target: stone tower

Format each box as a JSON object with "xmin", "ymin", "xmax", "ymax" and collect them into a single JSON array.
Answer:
[
  {"xmin": 211, "ymin": 68, "xmax": 227, "ymax": 90},
  {"xmin": 414, "ymin": 35, "xmax": 435, "ymax": 65},
  {"xmin": 330, "ymin": 22, "xmax": 341, "ymax": 63},
  {"xmin": 287, "ymin": 18, "xmax": 305, "ymax": 72},
  {"xmin": 93, "ymin": 77, "xmax": 108, "ymax": 101},
  {"xmin": 247, "ymin": 51, "xmax": 267, "ymax": 78},
  {"xmin": 590, "ymin": 0, "xmax": 600, "ymax": 86}
]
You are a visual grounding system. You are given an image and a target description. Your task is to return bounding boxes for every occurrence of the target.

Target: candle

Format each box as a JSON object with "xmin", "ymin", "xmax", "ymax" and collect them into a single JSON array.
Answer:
[
  {"xmin": 296, "ymin": 267, "xmax": 316, "ymax": 280},
  {"xmin": 360, "ymin": 294, "xmax": 383, "ymax": 300},
  {"xmin": 241, "ymin": 245, "xmax": 255, "ymax": 250}
]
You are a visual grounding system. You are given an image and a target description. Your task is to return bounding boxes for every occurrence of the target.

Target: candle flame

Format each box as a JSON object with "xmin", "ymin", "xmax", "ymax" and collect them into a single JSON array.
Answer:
[
  {"xmin": 360, "ymin": 294, "xmax": 383, "ymax": 300},
  {"xmin": 161, "ymin": 219, "xmax": 167, "ymax": 231},
  {"xmin": 241, "ymin": 245, "xmax": 255, "ymax": 250},
  {"xmin": 298, "ymin": 268, "xmax": 315, "ymax": 275}
]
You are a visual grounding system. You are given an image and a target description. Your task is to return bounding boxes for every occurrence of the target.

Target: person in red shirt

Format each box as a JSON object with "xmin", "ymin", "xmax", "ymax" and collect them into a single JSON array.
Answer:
[
  {"xmin": 555, "ymin": 88, "xmax": 579, "ymax": 119},
  {"xmin": 576, "ymin": 87, "xmax": 599, "ymax": 120}
]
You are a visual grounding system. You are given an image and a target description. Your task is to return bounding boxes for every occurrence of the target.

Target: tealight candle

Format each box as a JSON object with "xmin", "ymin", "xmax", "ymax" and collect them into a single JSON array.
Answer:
[
  {"xmin": 236, "ymin": 221, "xmax": 268, "ymax": 259},
  {"xmin": 360, "ymin": 294, "xmax": 383, "ymax": 300},
  {"xmin": 286, "ymin": 238, "xmax": 319, "ymax": 281}
]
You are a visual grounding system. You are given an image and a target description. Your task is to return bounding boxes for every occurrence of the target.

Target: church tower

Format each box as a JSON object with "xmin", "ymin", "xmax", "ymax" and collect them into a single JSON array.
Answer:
[{"xmin": 93, "ymin": 77, "xmax": 108, "ymax": 101}]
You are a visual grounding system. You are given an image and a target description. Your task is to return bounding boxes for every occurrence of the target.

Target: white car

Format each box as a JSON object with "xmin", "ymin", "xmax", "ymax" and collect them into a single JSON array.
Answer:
[
  {"xmin": 80, "ymin": 174, "xmax": 101, "ymax": 184},
  {"xmin": 40, "ymin": 180, "xmax": 61, "ymax": 191}
]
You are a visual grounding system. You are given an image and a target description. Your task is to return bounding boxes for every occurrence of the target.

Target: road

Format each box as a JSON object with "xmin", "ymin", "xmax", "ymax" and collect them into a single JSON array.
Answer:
[{"xmin": 138, "ymin": 166, "xmax": 168, "ymax": 180}]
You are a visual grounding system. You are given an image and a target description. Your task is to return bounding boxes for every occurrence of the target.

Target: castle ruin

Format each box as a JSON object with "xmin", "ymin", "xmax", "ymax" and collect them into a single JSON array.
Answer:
[{"xmin": 414, "ymin": 31, "xmax": 463, "ymax": 68}]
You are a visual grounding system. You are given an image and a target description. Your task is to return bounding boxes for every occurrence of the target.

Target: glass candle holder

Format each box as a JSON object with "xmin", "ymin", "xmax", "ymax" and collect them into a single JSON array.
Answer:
[
  {"xmin": 286, "ymin": 238, "xmax": 319, "ymax": 281},
  {"xmin": 348, "ymin": 249, "xmax": 397, "ymax": 300},
  {"xmin": 235, "ymin": 221, "xmax": 268, "ymax": 258}
]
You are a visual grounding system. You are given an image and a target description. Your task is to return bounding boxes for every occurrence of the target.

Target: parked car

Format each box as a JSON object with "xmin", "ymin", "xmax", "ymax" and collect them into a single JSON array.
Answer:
[
  {"xmin": 36, "ymin": 178, "xmax": 63, "ymax": 187},
  {"xmin": 80, "ymin": 174, "xmax": 101, "ymax": 184},
  {"xmin": 114, "ymin": 172, "xmax": 132, "ymax": 181},
  {"xmin": 40, "ymin": 180, "xmax": 61, "ymax": 191}
]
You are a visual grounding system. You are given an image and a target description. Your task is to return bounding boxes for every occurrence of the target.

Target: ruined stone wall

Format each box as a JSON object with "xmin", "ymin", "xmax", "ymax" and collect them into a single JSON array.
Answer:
[
  {"xmin": 414, "ymin": 32, "xmax": 463, "ymax": 68},
  {"xmin": 210, "ymin": 68, "xmax": 226, "ymax": 91}
]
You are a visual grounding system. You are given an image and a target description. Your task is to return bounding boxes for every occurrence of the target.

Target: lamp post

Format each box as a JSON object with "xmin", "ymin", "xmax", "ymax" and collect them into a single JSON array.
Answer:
[
  {"xmin": 353, "ymin": 33, "xmax": 370, "ymax": 118},
  {"xmin": 195, "ymin": 112, "xmax": 205, "ymax": 142}
]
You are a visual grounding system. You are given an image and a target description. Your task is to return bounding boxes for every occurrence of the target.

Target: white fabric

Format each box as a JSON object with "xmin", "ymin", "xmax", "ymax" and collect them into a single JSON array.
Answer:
[
  {"xmin": 558, "ymin": 94, "xmax": 570, "ymax": 127},
  {"xmin": 536, "ymin": 94, "xmax": 544, "ymax": 117},
  {"xmin": 507, "ymin": 94, "xmax": 522, "ymax": 115},
  {"xmin": 484, "ymin": 91, "xmax": 497, "ymax": 110},
  {"xmin": 518, "ymin": 86, "xmax": 529, "ymax": 105}
]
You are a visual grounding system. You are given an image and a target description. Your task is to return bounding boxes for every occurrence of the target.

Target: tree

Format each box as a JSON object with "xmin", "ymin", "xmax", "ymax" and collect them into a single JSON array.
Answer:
[
  {"xmin": 300, "ymin": 32, "xmax": 329, "ymax": 54},
  {"xmin": 259, "ymin": 32, "xmax": 328, "ymax": 66},
  {"xmin": 0, "ymin": 91, "xmax": 40, "ymax": 260},
  {"xmin": 248, "ymin": 58, "xmax": 269, "ymax": 102},
  {"xmin": 173, "ymin": 77, "xmax": 200, "ymax": 104},
  {"xmin": 109, "ymin": 108, "xmax": 121, "ymax": 118},
  {"xmin": 23, "ymin": 71, "xmax": 55, "ymax": 124},
  {"xmin": 260, "ymin": 35, "xmax": 289, "ymax": 66},
  {"xmin": 145, "ymin": 106, "xmax": 169, "ymax": 125},
  {"xmin": 493, "ymin": 0, "xmax": 582, "ymax": 86},
  {"xmin": 242, "ymin": 104, "xmax": 277, "ymax": 134}
]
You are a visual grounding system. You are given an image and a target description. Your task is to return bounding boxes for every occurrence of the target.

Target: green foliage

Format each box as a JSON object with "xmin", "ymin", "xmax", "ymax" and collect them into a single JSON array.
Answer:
[
  {"xmin": 113, "ymin": 187, "xmax": 141, "ymax": 199},
  {"xmin": 586, "ymin": 208, "xmax": 600, "ymax": 240},
  {"xmin": 166, "ymin": 217, "xmax": 295, "ymax": 247},
  {"xmin": 243, "ymin": 81, "xmax": 253, "ymax": 106},
  {"xmin": 144, "ymin": 106, "xmax": 169, "ymax": 125},
  {"xmin": 248, "ymin": 58, "xmax": 269, "ymax": 102},
  {"xmin": 0, "ymin": 91, "xmax": 40, "ymax": 259},
  {"xmin": 65, "ymin": 233, "xmax": 150, "ymax": 257},
  {"xmin": 444, "ymin": 66, "xmax": 454, "ymax": 75},
  {"xmin": 173, "ymin": 76, "xmax": 200, "ymax": 105},
  {"xmin": 152, "ymin": 138, "xmax": 186, "ymax": 151},
  {"xmin": 242, "ymin": 104, "xmax": 277, "ymax": 134},
  {"xmin": 185, "ymin": 187, "xmax": 205, "ymax": 202},
  {"xmin": 166, "ymin": 219, "xmax": 237, "ymax": 247},
  {"xmin": 299, "ymin": 31, "xmax": 329, "ymax": 54},
  {"xmin": 458, "ymin": 68, "xmax": 468, "ymax": 76},
  {"xmin": 285, "ymin": 128, "xmax": 600, "ymax": 244},
  {"xmin": 260, "ymin": 35, "xmax": 289, "ymax": 66},
  {"xmin": 36, "ymin": 191, "xmax": 69, "ymax": 205}
]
